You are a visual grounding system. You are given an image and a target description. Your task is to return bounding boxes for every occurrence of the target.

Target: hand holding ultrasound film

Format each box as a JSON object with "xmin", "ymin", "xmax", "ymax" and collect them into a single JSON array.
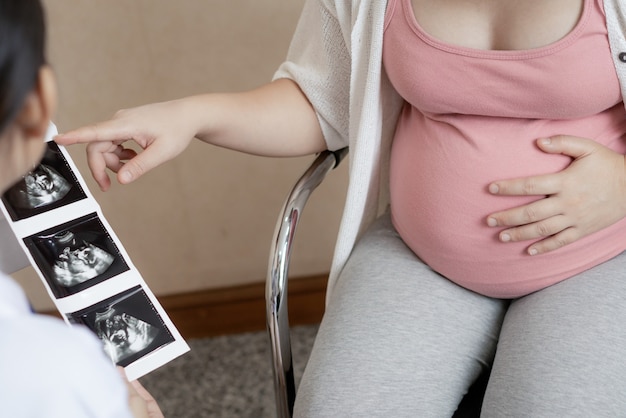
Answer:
[{"xmin": 1, "ymin": 126, "xmax": 189, "ymax": 380}]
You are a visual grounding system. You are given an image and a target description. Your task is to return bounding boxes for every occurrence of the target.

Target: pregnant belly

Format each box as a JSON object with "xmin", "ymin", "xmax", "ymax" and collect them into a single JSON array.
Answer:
[{"xmin": 389, "ymin": 109, "xmax": 626, "ymax": 298}]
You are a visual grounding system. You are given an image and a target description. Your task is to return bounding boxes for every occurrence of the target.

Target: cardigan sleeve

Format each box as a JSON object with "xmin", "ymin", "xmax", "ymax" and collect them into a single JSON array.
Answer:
[
  {"xmin": 273, "ymin": 0, "xmax": 352, "ymax": 151},
  {"xmin": 605, "ymin": 0, "xmax": 626, "ymax": 110}
]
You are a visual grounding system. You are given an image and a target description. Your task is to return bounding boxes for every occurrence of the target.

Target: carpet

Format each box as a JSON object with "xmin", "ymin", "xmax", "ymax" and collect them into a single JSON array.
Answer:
[{"xmin": 140, "ymin": 324, "xmax": 319, "ymax": 418}]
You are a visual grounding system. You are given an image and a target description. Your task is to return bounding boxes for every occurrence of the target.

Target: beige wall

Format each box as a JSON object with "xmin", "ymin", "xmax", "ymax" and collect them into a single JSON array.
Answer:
[{"xmin": 14, "ymin": 0, "xmax": 348, "ymax": 311}]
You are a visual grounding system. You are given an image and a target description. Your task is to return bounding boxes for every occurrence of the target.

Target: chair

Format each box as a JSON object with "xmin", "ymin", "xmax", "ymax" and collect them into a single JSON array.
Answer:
[
  {"xmin": 266, "ymin": 148, "xmax": 347, "ymax": 418},
  {"xmin": 265, "ymin": 148, "xmax": 486, "ymax": 418}
]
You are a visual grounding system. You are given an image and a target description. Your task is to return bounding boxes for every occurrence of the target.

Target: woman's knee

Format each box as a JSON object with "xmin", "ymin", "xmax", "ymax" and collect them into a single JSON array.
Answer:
[{"xmin": 482, "ymin": 268, "xmax": 626, "ymax": 416}]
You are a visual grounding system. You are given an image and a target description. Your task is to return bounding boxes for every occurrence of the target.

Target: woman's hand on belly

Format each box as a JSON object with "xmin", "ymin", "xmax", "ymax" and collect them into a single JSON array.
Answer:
[{"xmin": 486, "ymin": 135, "xmax": 626, "ymax": 255}]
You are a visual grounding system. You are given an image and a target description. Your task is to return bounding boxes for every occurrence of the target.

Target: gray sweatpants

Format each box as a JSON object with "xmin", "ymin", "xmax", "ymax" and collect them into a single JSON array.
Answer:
[{"xmin": 294, "ymin": 213, "xmax": 626, "ymax": 417}]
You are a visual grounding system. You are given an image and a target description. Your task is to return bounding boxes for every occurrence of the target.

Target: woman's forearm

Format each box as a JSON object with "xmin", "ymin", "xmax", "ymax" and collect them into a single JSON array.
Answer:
[{"xmin": 188, "ymin": 78, "xmax": 327, "ymax": 157}]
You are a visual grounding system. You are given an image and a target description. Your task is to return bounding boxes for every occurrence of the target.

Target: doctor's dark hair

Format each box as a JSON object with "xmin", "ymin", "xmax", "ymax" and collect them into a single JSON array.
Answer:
[{"xmin": 0, "ymin": 0, "xmax": 46, "ymax": 135}]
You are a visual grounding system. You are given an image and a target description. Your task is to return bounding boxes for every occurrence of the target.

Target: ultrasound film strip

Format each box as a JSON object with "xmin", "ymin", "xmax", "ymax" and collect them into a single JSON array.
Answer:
[{"xmin": 0, "ymin": 124, "xmax": 189, "ymax": 380}]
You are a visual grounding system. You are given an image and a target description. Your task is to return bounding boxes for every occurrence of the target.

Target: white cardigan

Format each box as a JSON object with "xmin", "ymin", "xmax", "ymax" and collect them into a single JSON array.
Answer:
[{"xmin": 274, "ymin": 0, "xmax": 626, "ymax": 303}]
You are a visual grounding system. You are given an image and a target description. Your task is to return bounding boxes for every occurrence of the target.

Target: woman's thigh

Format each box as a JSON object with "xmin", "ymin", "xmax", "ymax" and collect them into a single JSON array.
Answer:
[
  {"xmin": 294, "ymin": 213, "xmax": 509, "ymax": 418},
  {"xmin": 483, "ymin": 252, "xmax": 626, "ymax": 417}
]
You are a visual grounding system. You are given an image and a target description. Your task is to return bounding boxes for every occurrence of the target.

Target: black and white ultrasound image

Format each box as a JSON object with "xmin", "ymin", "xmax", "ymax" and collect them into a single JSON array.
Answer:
[
  {"xmin": 2, "ymin": 141, "xmax": 87, "ymax": 221},
  {"xmin": 24, "ymin": 213, "xmax": 129, "ymax": 298},
  {"xmin": 67, "ymin": 286, "xmax": 175, "ymax": 367}
]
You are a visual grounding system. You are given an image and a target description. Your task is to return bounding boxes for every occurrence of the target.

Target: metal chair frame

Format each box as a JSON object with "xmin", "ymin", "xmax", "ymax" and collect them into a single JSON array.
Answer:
[{"xmin": 265, "ymin": 148, "xmax": 347, "ymax": 418}]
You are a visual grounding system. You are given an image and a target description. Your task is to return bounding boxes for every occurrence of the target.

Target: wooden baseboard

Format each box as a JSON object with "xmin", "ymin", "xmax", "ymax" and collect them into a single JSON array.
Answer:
[
  {"xmin": 159, "ymin": 274, "xmax": 327, "ymax": 339},
  {"xmin": 42, "ymin": 274, "xmax": 327, "ymax": 339}
]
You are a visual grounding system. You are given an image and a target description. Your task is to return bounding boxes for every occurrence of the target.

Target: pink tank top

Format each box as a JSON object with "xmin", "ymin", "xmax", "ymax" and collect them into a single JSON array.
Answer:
[{"xmin": 383, "ymin": 0, "xmax": 626, "ymax": 298}]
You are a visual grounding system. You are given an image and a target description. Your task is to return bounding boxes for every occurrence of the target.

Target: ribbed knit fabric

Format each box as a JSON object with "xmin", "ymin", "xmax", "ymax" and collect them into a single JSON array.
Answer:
[{"xmin": 383, "ymin": 0, "xmax": 626, "ymax": 297}]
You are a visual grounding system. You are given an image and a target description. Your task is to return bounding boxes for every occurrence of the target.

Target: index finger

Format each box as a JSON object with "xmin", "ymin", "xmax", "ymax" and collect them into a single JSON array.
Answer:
[{"xmin": 54, "ymin": 120, "xmax": 134, "ymax": 146}]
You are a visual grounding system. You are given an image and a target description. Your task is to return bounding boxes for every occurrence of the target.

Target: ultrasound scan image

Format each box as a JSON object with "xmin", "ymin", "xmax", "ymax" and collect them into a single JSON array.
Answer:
[
  {"xmin": 51, "ymin": 231, "xmax": 115, "ymax": 286},
  {"xmin": 95, "ymin": 308, "xmax": 160, "ymax": 364},
  {"xmin": 6, "ymin": 164, "xmax": 71, "ymax": 209},
  {"xmin": 67, "ymin": 286, "xmax": 175, "ymax": 367},
  {"xmin": 24, "ymin": 213, "xmax": 129, "ymax": 298},
  {"xmin": 2, "ymin": 142, "xmax": 87, "ymax": 220}
]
